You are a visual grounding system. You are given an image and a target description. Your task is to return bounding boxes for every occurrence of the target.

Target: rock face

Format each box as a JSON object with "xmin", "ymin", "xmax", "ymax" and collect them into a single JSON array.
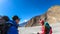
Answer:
[
  {"xmin": 25, "ymin": 6, "xmax": 60, "ymax": 27},
  {"xmin": 47, "ymin": 6, "xmax": 60, "ymax": 23}
]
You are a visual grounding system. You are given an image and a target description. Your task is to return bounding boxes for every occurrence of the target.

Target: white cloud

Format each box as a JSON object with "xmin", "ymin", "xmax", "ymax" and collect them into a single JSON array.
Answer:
[
  {"xmin": 19, "ymin": 19, "xmax": 28, "ymax": 24},
  {"xmin": 24, "ymin": 20, "xmax": 27, "ymax": 22}
]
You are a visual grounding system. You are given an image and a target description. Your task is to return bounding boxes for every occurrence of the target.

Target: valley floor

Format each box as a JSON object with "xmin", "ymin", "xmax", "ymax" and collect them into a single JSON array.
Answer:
[{"xmin": 18, "ymin": 23, "xmax": 60, "ymax": 34}]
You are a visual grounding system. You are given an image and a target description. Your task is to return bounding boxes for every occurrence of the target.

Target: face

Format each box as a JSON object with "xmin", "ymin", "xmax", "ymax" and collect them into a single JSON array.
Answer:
[
  {"xmin": 15, "ymin": 19, "xmax": 20, "ymax": 24},
  {"xmin": 39, "ymin": 20, "xmax": 42, "ymax": 25},
  {"xmin": 39, "ymin": 20, "xmax": 44, "ymax": 25}
]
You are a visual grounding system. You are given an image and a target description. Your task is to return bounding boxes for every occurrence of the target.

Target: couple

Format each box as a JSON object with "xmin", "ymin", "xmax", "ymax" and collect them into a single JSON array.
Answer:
[
  {"xmin": 37, "ymin": 19, "xmax": 52, "ymax": 34},
  {"xmin": 2, "ymin": 15, "xmax": 20, "ymax": 34}
]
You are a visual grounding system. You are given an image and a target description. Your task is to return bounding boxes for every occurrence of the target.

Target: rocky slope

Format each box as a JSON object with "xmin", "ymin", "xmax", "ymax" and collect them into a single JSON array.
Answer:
[{"xmin": 25, "ymin": 5, "xmax": 60, "ymax": 27}]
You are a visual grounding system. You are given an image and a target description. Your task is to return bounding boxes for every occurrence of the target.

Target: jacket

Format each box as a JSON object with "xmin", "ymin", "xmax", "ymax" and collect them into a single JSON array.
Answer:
[{"xmin": 7, "ymin": 20, "xmax": 18, "ymax": 34}]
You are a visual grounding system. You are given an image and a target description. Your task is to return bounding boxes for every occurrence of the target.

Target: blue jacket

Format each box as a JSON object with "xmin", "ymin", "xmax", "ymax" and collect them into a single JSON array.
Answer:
[{"xmin": 7, "ymin": 20, "xmax": 18, "ymax": 34}]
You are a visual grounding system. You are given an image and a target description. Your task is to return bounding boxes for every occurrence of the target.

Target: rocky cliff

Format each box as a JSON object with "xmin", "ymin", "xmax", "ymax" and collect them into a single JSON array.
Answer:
[{"xmin": 25, "ymin": 5, "xmax": 60, "ymax": 27}]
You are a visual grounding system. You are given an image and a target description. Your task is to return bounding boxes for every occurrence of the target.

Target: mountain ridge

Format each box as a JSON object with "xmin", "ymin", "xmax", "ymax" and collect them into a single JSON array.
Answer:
[{"xmin": 25, "ymin": 5, "xmax": 60, "ymax": 27}]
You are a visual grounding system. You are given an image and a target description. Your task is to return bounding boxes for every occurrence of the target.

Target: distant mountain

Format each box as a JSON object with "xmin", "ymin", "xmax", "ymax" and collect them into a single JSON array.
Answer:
[
  {"xmin": 25, "ymin": 5, "xmax": 60, "ymax": 27},
  {"xmin": 19, "ymin": 22, "xmax": 27, "ymax": 27}
]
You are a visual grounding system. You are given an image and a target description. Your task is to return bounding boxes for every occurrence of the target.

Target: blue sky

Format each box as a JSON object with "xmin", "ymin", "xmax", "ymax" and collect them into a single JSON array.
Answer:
[{"xmin": 0, "ymin": 0, "xmax": 60, "ymax": 24}]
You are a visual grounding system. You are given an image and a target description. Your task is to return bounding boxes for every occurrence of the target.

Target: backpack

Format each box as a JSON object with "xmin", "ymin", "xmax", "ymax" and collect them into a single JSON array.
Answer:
[
  {"xmin": 0, "ymin": 17, "xmax": 12, "ymax": 34},
  {"xmin": 44, "ymin": 22, "xmax": 51, "ymax": 34}
]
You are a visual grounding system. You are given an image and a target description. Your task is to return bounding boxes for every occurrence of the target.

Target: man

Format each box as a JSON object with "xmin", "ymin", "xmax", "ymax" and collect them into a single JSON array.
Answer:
[{"xmin": 12, "ymin": 15, "xmax": 20, "ymax": 33}]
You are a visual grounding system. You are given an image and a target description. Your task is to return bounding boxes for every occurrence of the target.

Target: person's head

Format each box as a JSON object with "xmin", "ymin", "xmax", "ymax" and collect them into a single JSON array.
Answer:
[
  {"xmin": 2, "ymin": 16, "xmax": 9, "ymax": 22},
  {"xmin": 12, "ymin": 15, "xmax": 20, "ymax": 24},
  {"xmin": 39, "ymin": 19, "xmax": 44, "ymax": 25}
]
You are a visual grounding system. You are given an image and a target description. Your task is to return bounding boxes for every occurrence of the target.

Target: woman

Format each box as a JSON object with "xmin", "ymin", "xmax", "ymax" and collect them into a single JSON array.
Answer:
[{"xmin": 38, "ymin": 19, "xmax": 52, "ymax": 34}]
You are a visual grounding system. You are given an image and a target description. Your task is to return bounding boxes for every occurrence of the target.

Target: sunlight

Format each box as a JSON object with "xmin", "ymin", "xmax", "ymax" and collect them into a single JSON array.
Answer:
[
  {"xmin": 0, "ymin": 0, "xmax": 8, "ymax": 4},
  {"xmin": 0, "ymin": 0, "xmax": 4, "ymax": 3},
  {"xmin": 24, "ymin": 20, "xmax": 27, "ymax": 22}
]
